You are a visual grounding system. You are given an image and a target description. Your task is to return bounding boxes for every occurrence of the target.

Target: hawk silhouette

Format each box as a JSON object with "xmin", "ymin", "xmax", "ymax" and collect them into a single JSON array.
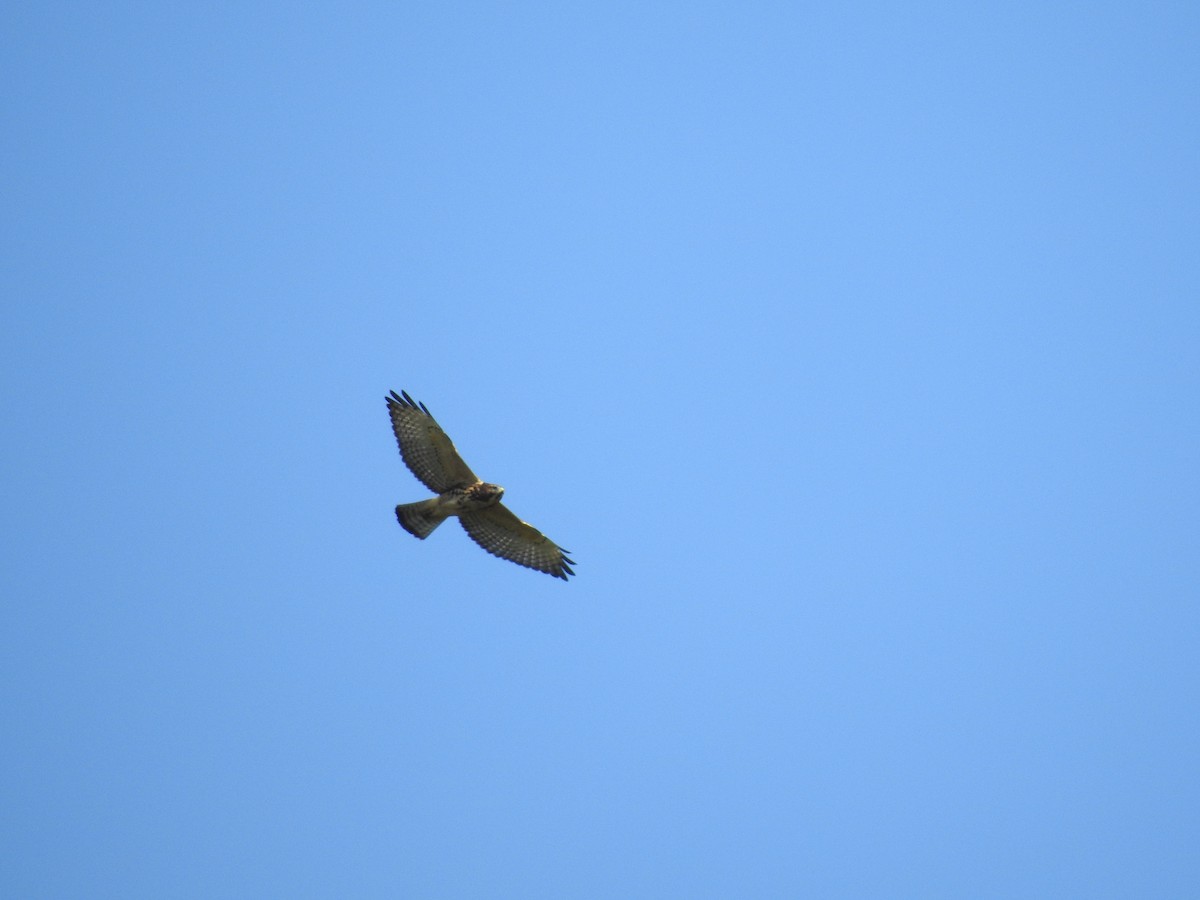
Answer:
[{"xmin": 386, "ymin": 390, "xmax": 575, "ymax": 580}]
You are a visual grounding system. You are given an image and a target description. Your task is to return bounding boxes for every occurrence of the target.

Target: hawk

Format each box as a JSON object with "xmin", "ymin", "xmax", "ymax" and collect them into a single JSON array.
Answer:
[{"xmin": 386, "ymin": 390, "xmax": 575, "ymax": 580}]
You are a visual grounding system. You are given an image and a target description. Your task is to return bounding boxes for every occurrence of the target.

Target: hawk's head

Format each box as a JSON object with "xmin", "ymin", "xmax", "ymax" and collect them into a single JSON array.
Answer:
[{"xmin": 468, "ymin": 482, "xmax": 505, "ymax": 505}]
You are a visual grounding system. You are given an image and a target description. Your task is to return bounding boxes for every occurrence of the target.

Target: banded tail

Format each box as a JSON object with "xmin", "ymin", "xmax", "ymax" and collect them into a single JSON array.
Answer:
[{"xmin": 395, "ymin": 499, "xmax": 448, "ymax": 539}]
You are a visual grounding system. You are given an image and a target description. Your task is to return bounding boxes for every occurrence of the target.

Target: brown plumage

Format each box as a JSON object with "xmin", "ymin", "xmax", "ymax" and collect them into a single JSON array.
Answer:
[{"xmin": 386, "ymin": 390, "xmax": 575, "ymax": 580}]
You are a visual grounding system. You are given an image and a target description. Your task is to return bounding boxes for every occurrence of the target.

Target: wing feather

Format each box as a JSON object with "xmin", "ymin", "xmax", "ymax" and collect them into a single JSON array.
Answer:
[
  {"xmin": 459, "ymin": 503, "xmax": 575, "ymax": 580},
  {"xmin": 386, "ymin": 390, "xmax": 478, "ymax": 492}
]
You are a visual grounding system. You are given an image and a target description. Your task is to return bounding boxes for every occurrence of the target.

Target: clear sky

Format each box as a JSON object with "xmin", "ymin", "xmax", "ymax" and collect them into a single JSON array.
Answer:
[{"xmin": 3, "ymin": 3, "xmax": 1198, "ymax": 897}]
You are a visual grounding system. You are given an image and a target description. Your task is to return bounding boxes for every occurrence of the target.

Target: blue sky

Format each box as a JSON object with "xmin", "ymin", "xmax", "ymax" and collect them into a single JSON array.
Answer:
[{"xmin": 3, "ymin": 2, "xmax": 1198, "ymax": 897}]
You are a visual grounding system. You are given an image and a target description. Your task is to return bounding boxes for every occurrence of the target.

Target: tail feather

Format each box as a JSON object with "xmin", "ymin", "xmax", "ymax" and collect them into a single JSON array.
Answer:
[{"xmin": 395, "ymin": 499, "xmax": 447, "ymax": 539}]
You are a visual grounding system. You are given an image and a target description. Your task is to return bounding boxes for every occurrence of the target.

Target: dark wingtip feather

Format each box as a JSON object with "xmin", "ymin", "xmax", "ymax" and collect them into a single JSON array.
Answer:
[{"xmin": 387, "ymin": 389, "xmax": 434, "ymax": 419}]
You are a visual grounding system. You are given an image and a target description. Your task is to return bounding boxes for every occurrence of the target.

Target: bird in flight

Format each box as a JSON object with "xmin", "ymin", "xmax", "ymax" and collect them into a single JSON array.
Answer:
[{"xmin": 386, "ymin": 390, "xmax": 575, "ymax": 580}]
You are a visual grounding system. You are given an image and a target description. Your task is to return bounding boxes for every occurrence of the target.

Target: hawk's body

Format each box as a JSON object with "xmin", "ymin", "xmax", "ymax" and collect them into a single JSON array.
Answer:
[{"xmin": 386, "ymin": 390, "xmax": 575, "ymax": 580}]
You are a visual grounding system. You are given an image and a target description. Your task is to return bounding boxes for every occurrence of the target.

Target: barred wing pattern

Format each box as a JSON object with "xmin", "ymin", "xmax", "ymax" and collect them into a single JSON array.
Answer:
[
  {"xmin": 459, "ymin": 504, "xmax": 576, "ymax": 581},
  {"xmin": 386, "ymin": 390, "xmax": 478, "ymax": 492}
]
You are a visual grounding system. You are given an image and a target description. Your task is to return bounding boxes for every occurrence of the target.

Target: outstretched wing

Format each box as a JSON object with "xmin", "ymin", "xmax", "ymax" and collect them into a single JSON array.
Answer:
[
  {"xmin": 386, "ymin": 390, "xmax": 478, "ymax": 493},
  {"xmin": 459, "ymin": 503, "xmax": 575, "ymax": 580}
]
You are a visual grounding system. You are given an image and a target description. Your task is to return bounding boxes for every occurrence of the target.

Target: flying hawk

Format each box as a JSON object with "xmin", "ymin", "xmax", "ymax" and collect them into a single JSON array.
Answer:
[{"xmin": 386, "ymin": 390, "xmax": 575, "ymax": 580}]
